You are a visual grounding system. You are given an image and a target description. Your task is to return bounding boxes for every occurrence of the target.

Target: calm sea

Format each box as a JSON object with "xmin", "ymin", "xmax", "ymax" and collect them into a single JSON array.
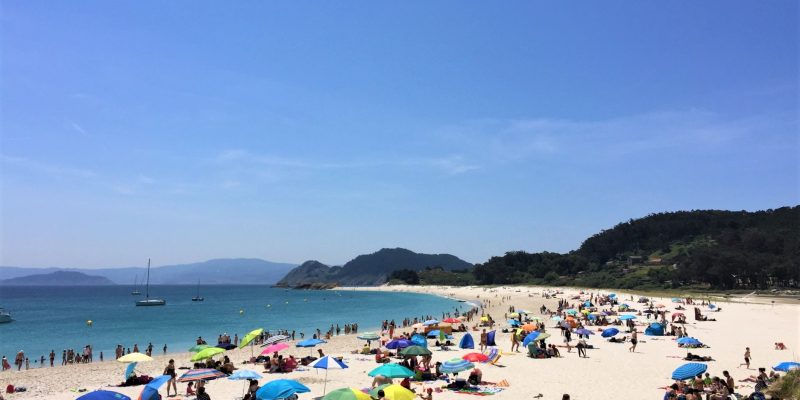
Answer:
[{"xmin": 0, "ymin": 285, "xmax": 464, "ymax": 361}]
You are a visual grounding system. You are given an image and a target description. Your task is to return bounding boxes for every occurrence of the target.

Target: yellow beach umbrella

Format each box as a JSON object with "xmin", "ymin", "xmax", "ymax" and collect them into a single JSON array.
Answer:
[
  {"xmin": 480, "ymin": 316, "xmax": 489, "ymax": 322},
  {"xmin": 239, "ymin": 328, "xmax": 264, "ymax": 349},
  {"xmin": 369, "ymin": 384, "xmax": 415, "ymax": 400},
  {"xmin": 191, "ymin": 347, "xmax": 225, "ymax": 362},
  {"xmin": 508, "ymin": 312, "xmax": 519, "ymax": 318},
  {"xmin": 117, "ymin": 352, "xmax": 153, "ymax": 363}
]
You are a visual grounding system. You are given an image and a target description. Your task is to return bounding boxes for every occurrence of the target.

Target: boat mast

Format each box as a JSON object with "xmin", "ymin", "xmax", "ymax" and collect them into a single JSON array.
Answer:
[{"xmin": 145, "ymin": 258, "xmax": 151, "ymax": 299}]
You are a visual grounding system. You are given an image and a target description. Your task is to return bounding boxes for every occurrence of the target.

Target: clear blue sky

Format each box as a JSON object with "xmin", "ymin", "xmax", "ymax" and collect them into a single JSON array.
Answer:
[{"xmin": 1, "ymin": 1, "xmax": 797, "ymax": 268}]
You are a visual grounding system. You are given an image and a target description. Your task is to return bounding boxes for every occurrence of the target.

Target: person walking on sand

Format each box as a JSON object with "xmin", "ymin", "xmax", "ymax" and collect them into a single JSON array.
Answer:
[
  {"xmin": 479, "ymin": 329, "xmax": 488, "ymax": 352},
  {"xmin": 164, "ymin": 359, "xmax": 178, "ymax": 397},
  {"xmin": 738, "ymin": 347, "xmax": 751, "ymax": 369},
  {"xmin": 629, "ymin": 330, "xmax": 638, "ymax": 352}
]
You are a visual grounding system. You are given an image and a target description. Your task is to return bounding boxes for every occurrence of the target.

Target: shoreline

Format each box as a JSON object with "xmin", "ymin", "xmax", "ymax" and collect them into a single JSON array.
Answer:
[{"xmin": 1, "ymin": 284, "xmax": 797, "ymax": 400}]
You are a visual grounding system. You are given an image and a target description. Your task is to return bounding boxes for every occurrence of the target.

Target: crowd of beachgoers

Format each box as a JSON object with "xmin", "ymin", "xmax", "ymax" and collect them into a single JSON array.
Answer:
[{"xmin": 0, "ymin": 285, "xmax": 796, "ymax": 400}]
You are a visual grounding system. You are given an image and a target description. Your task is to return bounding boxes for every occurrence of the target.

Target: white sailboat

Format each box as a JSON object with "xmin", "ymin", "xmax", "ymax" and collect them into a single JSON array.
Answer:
[
  {"xmin": 131, "ymin": 275, "xmax": 141, "ymax": 295},
  {"xmin": 192, "ymin": 280, "xmax": 204, "ymax": 301},
  {"xmin": 135, "ymin": 259, "xmax": 165, "ymax": 306},
  {"xmin": 0, "ymin": 308, "xmax": 12, "ymax": 323}
]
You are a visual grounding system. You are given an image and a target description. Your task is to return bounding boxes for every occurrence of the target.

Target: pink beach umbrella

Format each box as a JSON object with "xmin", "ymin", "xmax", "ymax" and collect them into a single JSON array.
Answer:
[{"xmin": 260, "ymin": 342, "xmax": 290, "ymax": 356}]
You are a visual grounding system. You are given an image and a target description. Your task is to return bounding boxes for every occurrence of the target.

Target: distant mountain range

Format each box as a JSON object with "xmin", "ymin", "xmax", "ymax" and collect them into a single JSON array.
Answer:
[
  {"xmin": 277, "ymin": 248, "xmax": 473, "ymax": 287},
  {"xmin": 0, "ymin": 271, "xmax": 115, "ymax": 286},
  {"xmin": 0, "ymin": 258, "xmax": 297, "ymax": 285}
]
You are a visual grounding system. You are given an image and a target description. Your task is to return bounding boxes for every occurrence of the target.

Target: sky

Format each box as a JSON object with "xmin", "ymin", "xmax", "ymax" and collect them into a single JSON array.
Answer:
[{"xmin": 1, "ymin": 1, "xmax": 798, "ymax": 268}]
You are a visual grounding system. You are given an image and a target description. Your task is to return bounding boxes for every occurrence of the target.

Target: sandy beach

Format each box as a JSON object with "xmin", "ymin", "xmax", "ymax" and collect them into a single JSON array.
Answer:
[{"xmin": 1, "ymin": 285, "xmax": 798, "ymax": 400}]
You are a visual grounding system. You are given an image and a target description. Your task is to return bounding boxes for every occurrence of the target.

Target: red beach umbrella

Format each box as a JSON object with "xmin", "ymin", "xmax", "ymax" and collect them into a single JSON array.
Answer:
[{"xmin": 462, "ymin": 353, "xmax": 489, "ymax": 362}]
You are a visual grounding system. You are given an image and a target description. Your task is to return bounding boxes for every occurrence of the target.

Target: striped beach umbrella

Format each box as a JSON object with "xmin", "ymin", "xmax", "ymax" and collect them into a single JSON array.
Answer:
[
  {"xmin": 177, "ymin": 368, "xmax": 226, "ymax": 382},
  {"xmin": 422, "ymin": 319, "xmax": 439, "ymax": 325},
  {"xmin": 310, "ymin": 355, "xmax": 348, "ymax": 395},
  {"xmin": 440, "ymin": 358, "xmax": 475, "ymax": 374},
  {"xmin": 263, "ymin": 334, "xmax": 290, "ymax": 346},
  {"xmin": 357, "ymin": 332, "xmax": 381, "ymax": 341},
  {"xmin": 671, "ymin": 363, "xmax": 707, "ymax": 380}
]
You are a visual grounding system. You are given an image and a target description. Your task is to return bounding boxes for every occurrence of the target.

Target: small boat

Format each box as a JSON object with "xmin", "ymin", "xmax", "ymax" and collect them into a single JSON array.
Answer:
[
  {"xmin": 192, "ymin": 280, "xmax": 204, "ymax": 302},
  {"xmin": 0, "ymin": 308, "xmax": 12, "ymax": 323},
  {"xmin": 131, "ymin": 275, "xmax": 141, "ymax": 295},
  {"xmin": 135, "ymin": 259, "xmax": 165, "ymax": 307}
]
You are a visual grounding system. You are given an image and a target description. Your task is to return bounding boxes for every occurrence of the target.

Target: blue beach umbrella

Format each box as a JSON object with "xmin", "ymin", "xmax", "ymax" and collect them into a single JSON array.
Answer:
[
  {"xmin": 773, "ymin": 362, "xmax": 800, "ymax": 372},
  {"xmin": 551, "ymin": 316, "xmax": 563, "ymax": 322},
  {"xmin": 619, "ymin": 315, "xmax": 636, "ymax": 321},
  {"xmin": 507, "ymin": 319, "xmax": 521, "ymax": 327},
  {"xmin": 124, "ymin": 362, "xmax": 137, "ymax": 379},
  {"xmin": 410, "ymin": 334, "xmax": 427, "ymax": 348},
  {"xmin": 297, "ymin": 338, "xmax": 326, "ymax": 347},
  {"xmin": 671, "ymin": 363, "xmax": 707, "ymax": 380},
  {"xmin": 522, "ymin": 331, "xmax": 541, "ymax": 347},
  {"xmin": 609, "ymin": 293, "xmax": 617, "ymax": 298},
  {"xmin": 386, "ymin": 339, "xmax": 413, "ymax": 349},
  {"xmin": 426, "ymin": 330, "xmax": 440, "ymax": 338},
  {"xmin": 440, "ymin": 358, "xmax": 475, "ymax": 374},
  {"xmin": 423, "ymin": 319, "xmax": 439, "ymax": 325},
  {"xmin": 138, "ymin": 375, "xmax": 170, "ymax": 400},
  {"xmin": 601, "ymin": 328, "xmax": 619, "ymax": 338},
  {"xmin": 256, "ymin": 379, "xmax": 310, "ymax": 400},
  {"xmin": 228, "ymin": 369, "xmax": 263, "ymax": 380},
  {"xmin": 368, "ymin": 363, "xmax": 414, "ymax": 378},
  {"xmin": 677, "ymin": 337, "xmax": 702, "ymax": 346},
  {"xmin": 574, "ymin": 328, "xmax": 594, "ymax": 336},
  {"xmin": 565, "ymin": 309, "xmax": 578, "ymax": 315},
  {"xmin": 77, "ymin": 390, "xmax": 131, "ymax": 400}
]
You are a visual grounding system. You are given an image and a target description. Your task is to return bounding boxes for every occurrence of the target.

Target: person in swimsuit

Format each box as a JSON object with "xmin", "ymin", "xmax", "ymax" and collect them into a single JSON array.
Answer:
[
  {"xmin": 738, "ymin": 347, "xmax": 750, "ymax": 369},
  {"xmin": 164, "ymin": 359, "xmax": 178, "ymax": 396},
  {"xmin": 629, "ymin": 330, "xmax": 638, "ymax": 352}
]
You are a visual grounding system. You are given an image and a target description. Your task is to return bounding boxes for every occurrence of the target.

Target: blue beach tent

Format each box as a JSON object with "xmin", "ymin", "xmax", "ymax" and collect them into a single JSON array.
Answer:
[
  {"xmin": 459, "ymin": 333, "xmax": 475, "ymax": 349},
  {"xmin": 645, "ymin": 322, "xmax": 664, "ymax": 336}
]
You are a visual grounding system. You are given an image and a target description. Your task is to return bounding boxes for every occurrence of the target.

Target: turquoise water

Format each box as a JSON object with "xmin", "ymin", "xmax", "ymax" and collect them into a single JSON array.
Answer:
[{"xmin": 0, "ymin": 285, "xmax": 464, "ymax": 361}]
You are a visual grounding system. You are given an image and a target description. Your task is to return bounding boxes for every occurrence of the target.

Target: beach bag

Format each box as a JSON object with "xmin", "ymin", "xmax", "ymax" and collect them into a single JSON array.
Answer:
[{"xmin": 6, "ymin": 385, "xmax": 14, "ymax": 393}]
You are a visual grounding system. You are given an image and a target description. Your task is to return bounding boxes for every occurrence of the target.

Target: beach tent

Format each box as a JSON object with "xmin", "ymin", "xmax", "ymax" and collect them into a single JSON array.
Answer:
[
  {"xmin": 410, "ymin": 334, "xmax": 427, "ymax": 348},
  {"xmin": 459, "ymin": 333, "xmax": 475, "ymax": 349},
  {"xmin": 78, "ymin": 390, "xmax": 131, "ymax": 400},
  {"xmin": 645, "ymin": 322, "xmax": 665, "ymax": 336},
  {"xmin": 486, "ymin": 331, "xmax": 497, "ymax": 346}
]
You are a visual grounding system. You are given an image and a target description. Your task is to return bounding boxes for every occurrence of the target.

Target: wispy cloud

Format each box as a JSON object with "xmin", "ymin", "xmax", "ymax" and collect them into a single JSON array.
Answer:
[
  {"xmin": 436, "ymin": 109, "xmax": 795, "ymax": 164},
  {"xmin": 68, "ymin": 120, "xmax": 89, "ymax": 137},
  {"xmin": 1, "ymin": 155, "xmax": 97, "ymax": 179}
]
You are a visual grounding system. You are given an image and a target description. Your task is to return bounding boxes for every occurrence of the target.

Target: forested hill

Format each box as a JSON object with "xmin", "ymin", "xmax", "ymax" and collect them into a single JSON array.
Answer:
[{"xmin": 470, "ymin": 206, "xmax": 798, "ymax": 290}]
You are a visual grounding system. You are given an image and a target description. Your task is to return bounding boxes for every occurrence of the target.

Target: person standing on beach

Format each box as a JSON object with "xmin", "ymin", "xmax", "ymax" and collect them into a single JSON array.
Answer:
[
  {"xmin": 49, "ymin": 350, "xmax": 54, "ymax": 367},
  {"xmin": 629, "ymin": 330, "xmax": 638, "ymax": 352},
  {"xmin": 738, "ymin": 347, "xmax": 751, "ymax": 369},
  {"xmin": 479, "ymin": 329, "xmax": 488, "ymax": 352},
  {"xmin": 164, "ymin": 359, "xmax": 178, "ymax": 397},
  {"xmin": 163, "ymin": 344, "xmax": 167, "ymax": 355}
]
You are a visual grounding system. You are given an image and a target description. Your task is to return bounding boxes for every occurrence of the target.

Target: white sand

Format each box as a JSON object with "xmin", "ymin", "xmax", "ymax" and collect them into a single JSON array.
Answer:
[{"xmin": 1, "ymin": 285, "xmax": 797, "ymax": 400}]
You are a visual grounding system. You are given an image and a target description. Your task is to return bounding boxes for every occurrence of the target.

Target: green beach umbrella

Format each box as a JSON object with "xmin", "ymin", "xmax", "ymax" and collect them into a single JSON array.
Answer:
[
  {"xmin": 400, "ymin": 345, "xmax": 431, "ymax": 356},
  {"xmin": 191, "ymin": 347, "xmax": 225, "ymax": 362},
  {"xmin": 323, "ymin": 387, "xmax": 372, "ymax": 400},
  {"xmin": 188, "ymin": 344, "xmax": 211, "ymax": 353},
  {"xmin": 239, "ymin": 328, "xmax": 264, "ymax": 348}
]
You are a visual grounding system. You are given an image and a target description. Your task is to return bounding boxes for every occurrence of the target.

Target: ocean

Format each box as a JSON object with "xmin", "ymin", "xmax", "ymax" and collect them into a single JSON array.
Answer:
[{"xmin": 0, "ymin": 285, "xmax": 465, "ymax": 361}]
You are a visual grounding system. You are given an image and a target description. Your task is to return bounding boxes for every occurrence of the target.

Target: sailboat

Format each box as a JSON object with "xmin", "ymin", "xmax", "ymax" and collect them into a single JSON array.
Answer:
[
  {"xmin": 192, "ymin": 280, "xmax": 204, "ymax": 302},
  {"xmin": 131, "ymin": 275, "xmax": 141, "ymax": 295},
  {"xmin": 135, "ymin": 259, "xmax": 166, "ymax": 306}
]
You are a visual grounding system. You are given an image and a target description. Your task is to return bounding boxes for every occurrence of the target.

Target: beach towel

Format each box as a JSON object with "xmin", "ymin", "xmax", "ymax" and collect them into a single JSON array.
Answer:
[
  {"xmin": 448, "ymin": 386, "xmax": 504, "ymax": 396},
  {"xmin": 459, "ymin": 333, "xmax": 475, "ymax": 349}
]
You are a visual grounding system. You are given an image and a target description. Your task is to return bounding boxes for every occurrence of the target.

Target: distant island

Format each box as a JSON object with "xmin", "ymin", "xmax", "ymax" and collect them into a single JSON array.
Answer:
[
  {"xmin": 276, "ymin": 248, "xmax": 473, "ymax": 287},
  {"xmin": 0, "ymin": 258, "xmax": 297, "ymax": 286},
  {"xmin": 0, "ymin": 271, "xmax": 115, "ymax": 286}
]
